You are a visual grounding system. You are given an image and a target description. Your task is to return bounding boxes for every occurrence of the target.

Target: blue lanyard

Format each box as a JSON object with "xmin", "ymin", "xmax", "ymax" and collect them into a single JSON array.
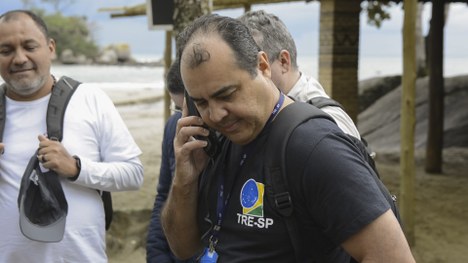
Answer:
[{"xmin": 209, "ymin": 91, "xmax": 285, "ymax": 251}]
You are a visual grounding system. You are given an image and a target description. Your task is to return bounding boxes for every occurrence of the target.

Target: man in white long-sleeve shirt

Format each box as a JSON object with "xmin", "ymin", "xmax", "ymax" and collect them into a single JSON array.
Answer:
[
  {"xmin": 239, "ymin": 10, "xmax": 361, "ymax": 139},
  {"xmin": 0, "ymin": 10, "xmax": 143, "ymax": 263}
]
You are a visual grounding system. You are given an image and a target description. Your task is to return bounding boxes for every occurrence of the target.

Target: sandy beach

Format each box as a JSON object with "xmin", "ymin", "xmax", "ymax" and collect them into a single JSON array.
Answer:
[
  {"xmin": 104, "ymin": 88, "xmax": 468, "ymax": 263},
  {"xmin": 102, "ymin": 87, "xmax": 165, "ymax": 263}
]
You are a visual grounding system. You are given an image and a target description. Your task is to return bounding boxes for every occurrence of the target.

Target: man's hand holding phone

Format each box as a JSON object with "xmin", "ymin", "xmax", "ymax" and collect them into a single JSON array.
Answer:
[
  {"xmin": 183, "ymin": 91, "xmax": 219, "ymax": 158},
  {"xmin": 172, "ymin": 92, "xmax": 219, "ymax": 186}
]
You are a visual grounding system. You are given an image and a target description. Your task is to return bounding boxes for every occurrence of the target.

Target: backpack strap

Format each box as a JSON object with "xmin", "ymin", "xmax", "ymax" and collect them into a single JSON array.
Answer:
[
  {"xmin": 100, "ymin": 190, "xmax": 113, "ymax": 230},
  {"xmin": 266, "ymin": 102, "xmax": 402, "ymax": 260},
  {"xmin": 47, "ymin": 76, "xmax": 80, "ymax": 141},
  {"xmin": 308, "ymin": 97, "xmax": 378, "ymax": 169},
  {"xmin": 265, "ymin": 102, "xmax": 334, "ymax": 262},
  {"xmin": 307, "ymin": 96, "xmax": 345, "ymax": 111},
  {"xmin": 0, "ymin": 84, "xmax": 6, "ymax": 141},
  {"xmin": 51, "ymin": 76, "xmax": 113, "ymax": 230}
]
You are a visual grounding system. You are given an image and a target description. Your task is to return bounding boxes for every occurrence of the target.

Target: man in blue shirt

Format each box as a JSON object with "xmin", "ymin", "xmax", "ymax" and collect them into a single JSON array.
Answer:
[{"xmin": 146, "ymin": 60, "xmax": 195, "ymax": 263}]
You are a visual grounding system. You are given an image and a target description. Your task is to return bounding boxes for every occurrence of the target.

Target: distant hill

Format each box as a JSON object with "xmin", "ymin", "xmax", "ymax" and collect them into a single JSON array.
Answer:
[{"xmin": 357, "ymin": 75, "xmax": 468, "ymax": 153}]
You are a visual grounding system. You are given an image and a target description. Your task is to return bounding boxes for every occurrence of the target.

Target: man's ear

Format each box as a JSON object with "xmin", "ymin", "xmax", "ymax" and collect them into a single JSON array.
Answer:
[
  {"xmin": 258, "ymin": 51, "xmax": 271, "ymax": 78},
  {"xmin": 278, "ymin": 50, "xmax": 291, "ymax": 73},
  {"xmin": 48, "ymin": 38, "xmax": 56, "ymax": 56}
]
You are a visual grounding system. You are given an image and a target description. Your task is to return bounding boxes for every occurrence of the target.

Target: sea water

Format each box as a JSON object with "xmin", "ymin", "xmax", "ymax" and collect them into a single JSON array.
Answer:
[
  {"xmin": 0, "ymin": 56, "xmax": 466, "ymax": 87},
  {"xmin": 298, "ymin": 55, "xmax": 468, "ymax": 81},
  {"xmin": 0, "ymin": 64, "xmax": 166, "ymax": 90},
  {"xmin": 51, "ymin": 64, "xmax": 166, "ymax": 90}
]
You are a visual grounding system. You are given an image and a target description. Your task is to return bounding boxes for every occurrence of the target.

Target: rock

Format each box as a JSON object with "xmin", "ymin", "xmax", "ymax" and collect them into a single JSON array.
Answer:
[
  {"xmin": 60, "ymin": 49, "xmax": 76, "ymax": 64},
  {"xmin": 96, "ymin": 49, "xmax": 118, "ymax": 64},
  {"xmin": 358, "ymin": 75, "xmax": 401, "ymax": 112},
  {"xmin": 75, "ymin": 54, "xmax": 90, "ymax": 64},
  {"xmin": 114, "ymin": 43, "xmax": 131, "ymax": 62},
  {"xmin": 358, "ymin": 74, "xmax": 468, "ymax": 152},
  {"xmin": 59, "ymin": 49, "xmax": 92, "ymax": 65},
  {"xmin": 98, "ymin": 44, "xmax": 132, "ymax": 64}
]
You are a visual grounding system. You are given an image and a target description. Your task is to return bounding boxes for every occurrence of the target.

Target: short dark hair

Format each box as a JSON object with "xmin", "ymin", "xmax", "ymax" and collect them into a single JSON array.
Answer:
[
  {"xmin": 166, "ymin": 59, "xmax": 184, "ymax": 95},
  {"xmin": 239, "ymin": 10, "xmax": 298, "ymax": 69},
  {"xmin": 0, "ymin": 10, "xmax": 50, "ymax": 41},
  {"xmin": 176, "ymin": 13, "xmax": 260, "ymax": 78}
]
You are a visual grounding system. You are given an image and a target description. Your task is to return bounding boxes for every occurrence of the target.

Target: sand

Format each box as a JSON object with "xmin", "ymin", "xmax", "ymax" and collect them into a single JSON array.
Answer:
[{"xmin": 104, "ymin": 88, "xmax": 468, "ymax": 263}]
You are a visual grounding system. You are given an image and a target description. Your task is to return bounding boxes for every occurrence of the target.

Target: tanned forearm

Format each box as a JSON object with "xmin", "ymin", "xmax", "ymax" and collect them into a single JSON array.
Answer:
[{"xmin": 161, "ymin": 177, "xmax": 203, "ymax": 259}]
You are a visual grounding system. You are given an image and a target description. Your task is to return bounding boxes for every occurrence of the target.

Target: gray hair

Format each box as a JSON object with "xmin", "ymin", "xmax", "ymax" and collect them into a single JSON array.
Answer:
[{"xmin": 239, "ymin": 10, "xmax": 298, "ymax": 69}]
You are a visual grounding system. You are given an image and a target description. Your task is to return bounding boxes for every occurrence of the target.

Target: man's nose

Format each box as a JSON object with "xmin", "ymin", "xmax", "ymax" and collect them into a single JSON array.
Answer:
[
  {"xmin": 12, "ymin": 49, "xmax": 28, "ymax": 65},
  {"xmin": 208, "ymin": 103, "xmax": 228, "ymax": 123}
]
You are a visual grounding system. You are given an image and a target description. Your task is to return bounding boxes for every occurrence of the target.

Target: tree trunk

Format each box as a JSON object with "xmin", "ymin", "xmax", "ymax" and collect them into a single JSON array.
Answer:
[
  {"xmin": 425, "ymin": 0, "xmax": 445, "ymax": 173},
  {"xmin": 164, "ymin": 31, "xmax": 173, "ymax": 122},
  {"xmin": 162, "ymin": 0, "xmax": 209, "ymax": 121},
  {"xmin": 400, "ymin": 0, "xmax": 417, "ymax": 247},
  {"xmin": 173, "ymin": 0, "xmax": 211, "ymax": 46},
  {"xmin": 415, "ymin": 3, "xmax": 427, "ymax": 77}
]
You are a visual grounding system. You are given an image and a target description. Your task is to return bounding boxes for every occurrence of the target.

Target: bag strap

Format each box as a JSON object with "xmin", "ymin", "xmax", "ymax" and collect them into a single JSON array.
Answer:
[
  {"xmin": 307, "ymin": 96, "xmax": 345, "ymax": 111},
  {"xmin": 47, "ymin": 76, "xmax": 80, "ymax": 141},
  {"xmin": 51, "ymin": 76, "xmax": 113, "ymax": 230},
  {"xmin": 100, "ymin": 190, "xmax": 113, "ymax": 230},
  {"xmin": 265, "ymin": 102, "xmax": 334, "ymax": 262},
  {"xmin": 0, "ymin": 84, "xmax": 7, "ymax": 141},
  {"xmin": 307, "ymin": 97, "xmax": 378, "ymax": 173}
]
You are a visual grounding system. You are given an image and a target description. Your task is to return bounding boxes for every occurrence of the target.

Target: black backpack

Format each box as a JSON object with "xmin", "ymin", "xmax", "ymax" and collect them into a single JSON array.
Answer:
[
  {"xmin": 0, "ymin": 76, "xmax": 113, "ymax": 231},
  {"xmin": 264, "ymin": 101, "xmax": 400, "ymax": 262},
  {"xmin": 307, "ymin": 96, "xmax": 378, "ymax": 172}
]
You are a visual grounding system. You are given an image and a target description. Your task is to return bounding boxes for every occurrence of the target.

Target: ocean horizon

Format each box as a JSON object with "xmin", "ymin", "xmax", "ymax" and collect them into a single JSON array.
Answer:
[
  {"xmin": 132, "ymin": 53, "xmax": 468, "ymax": 82},
  {"xmin": 1, "ymin": 55, "xmax": 466, "ymax": 89}
]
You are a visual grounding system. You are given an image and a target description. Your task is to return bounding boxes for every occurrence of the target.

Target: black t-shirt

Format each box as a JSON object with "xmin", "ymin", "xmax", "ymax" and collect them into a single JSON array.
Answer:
[{"xmin": 197, "ymin": 117, "xmax": 390, "ymax": 262}]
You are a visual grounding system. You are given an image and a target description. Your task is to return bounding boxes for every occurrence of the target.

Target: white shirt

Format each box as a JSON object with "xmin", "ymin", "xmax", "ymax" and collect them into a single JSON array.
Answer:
[
  {"xmin": 0, "ymin": 83, "xmax": 143, "ymax": 263},
  {"xmin": 288, "ymin": 74, "xmax": 361, "ymax": 139}
]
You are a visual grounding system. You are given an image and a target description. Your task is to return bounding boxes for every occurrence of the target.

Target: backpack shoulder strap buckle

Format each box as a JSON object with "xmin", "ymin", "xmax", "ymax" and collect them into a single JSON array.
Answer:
[{"xmin": 274, "ymin": 191, "xmax": 293, "ymax": 217}]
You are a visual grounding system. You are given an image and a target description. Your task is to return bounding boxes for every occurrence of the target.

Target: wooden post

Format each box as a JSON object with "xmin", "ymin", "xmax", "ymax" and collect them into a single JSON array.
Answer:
[
  {"xmin": 244, "ymin": 3, "xmax": 251, "ymax": 12},
  {"xmin": 425, "ymin": 0, "xmax": 445, "ymax": 173},
  {"xmin": 400, "ymin": 0, "xmax": 417, "ymax": 246},
  {"xmin": 164, "ymin": 30, "xmax": 173, "ymax": 122},
  {"xmin": 318, "ymin": 0, "xmax": 361, "ymax": 122}
]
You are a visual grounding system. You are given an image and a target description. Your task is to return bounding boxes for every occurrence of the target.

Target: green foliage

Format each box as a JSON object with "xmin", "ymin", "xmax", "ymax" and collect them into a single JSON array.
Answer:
[
  {"xmin": 21, "ymin": 0, "xmax": 75, "ymax": 13},
  {"xmin": 363, "ymin": 1, "xmax": 393, "ymax": 28},
  {"xmin": 42, "ymin": 12, "xmax": 99, "ymax": 59},
  {"xmin": 22, "ymin": 1, "xmax": 99, "ymax": 60}
]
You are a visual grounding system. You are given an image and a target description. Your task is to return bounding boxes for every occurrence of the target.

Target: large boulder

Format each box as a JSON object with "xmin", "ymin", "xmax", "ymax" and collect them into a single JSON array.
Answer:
[
  {"xmin": 96, "ymin": 49, "xmax": 118, "ymax": 64},
  {"xmin": 113, "ymin": 43, "xmax": 131, "ymax": 62},
  {"xmin": 96, "ymin": 44, "xmax": 135, "ymax": 64},
  {"xmin": 59, "ymin": 49, "xmax": 92, "ymax": 64},
  {"xmin": 358, "ymin": 75, "xmax": 401, "ymax": 112},
  {"xmin": 358, "ymin": 75, "xmax": 468, "ymax": 153},
  {"xmin": 60, "ymin": 49, "xmax": 76, "ymax": 64}
]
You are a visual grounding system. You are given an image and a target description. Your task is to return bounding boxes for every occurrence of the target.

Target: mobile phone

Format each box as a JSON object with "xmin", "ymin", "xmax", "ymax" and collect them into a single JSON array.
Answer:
[{"xmin": 184, "ymin": 90, "xmax": 219, "ymax": 158}]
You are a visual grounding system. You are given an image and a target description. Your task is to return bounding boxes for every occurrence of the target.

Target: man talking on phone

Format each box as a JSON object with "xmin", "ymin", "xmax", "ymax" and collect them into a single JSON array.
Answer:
[{"xmin": 161, "ymin": 14, "xmax": 415, "ymax": 263}]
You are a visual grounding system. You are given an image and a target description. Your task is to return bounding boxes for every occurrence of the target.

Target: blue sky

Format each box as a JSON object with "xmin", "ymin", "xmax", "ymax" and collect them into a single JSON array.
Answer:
[{"xmin": 1, "ymin": 1, "xmax": 467, "ymax": 78}]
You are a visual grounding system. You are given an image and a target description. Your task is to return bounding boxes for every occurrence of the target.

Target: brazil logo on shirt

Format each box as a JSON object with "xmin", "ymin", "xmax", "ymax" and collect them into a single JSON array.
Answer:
[{"xmin": 240, "ymin": 179, "xmax": 264, "ymax": 217}]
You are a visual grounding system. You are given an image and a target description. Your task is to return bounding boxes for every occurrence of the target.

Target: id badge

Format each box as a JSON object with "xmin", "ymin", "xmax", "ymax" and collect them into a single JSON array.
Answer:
[{"xmin": 199, "ymin": 247, "xmax": 218, "ymax": 263}]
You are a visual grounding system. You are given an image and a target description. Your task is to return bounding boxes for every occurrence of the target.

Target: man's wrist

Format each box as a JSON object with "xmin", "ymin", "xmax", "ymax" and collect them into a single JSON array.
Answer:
[{"xmin": 69, "ymin": 155, "xmax": 81, "ymax": 181}]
